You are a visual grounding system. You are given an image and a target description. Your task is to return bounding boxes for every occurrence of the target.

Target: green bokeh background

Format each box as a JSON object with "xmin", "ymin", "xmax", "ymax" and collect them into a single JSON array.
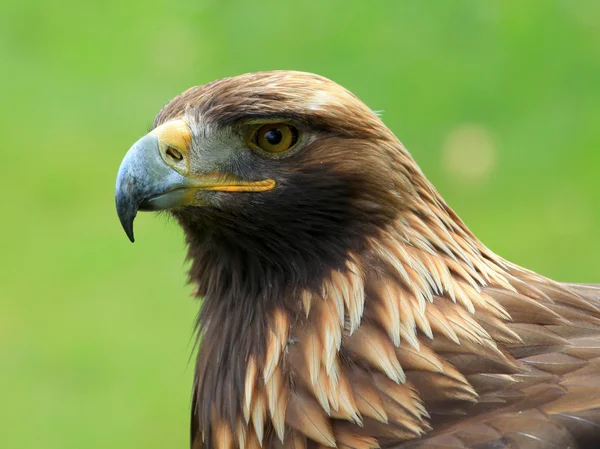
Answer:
[{"xmin": 2, "ymin": 1, "xmax": 599, "ymax": 448}]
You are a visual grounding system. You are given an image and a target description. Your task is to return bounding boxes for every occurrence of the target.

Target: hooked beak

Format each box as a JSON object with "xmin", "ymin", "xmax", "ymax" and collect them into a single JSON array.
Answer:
[{"xmin": 115, "ymin": 119, "xmax": 275, "ymax": 242}]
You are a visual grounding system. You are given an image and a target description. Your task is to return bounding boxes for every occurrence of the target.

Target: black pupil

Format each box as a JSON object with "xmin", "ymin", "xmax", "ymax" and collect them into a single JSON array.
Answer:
[{"xmin": 264, "ymin": 128, "xmax": 283, "ymax": 146}]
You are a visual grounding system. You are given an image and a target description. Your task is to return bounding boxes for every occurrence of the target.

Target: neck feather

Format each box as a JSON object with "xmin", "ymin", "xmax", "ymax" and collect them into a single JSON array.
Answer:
[{"xmin": 185, "ymin": 171, "xmax": 548, "ymax": 447}]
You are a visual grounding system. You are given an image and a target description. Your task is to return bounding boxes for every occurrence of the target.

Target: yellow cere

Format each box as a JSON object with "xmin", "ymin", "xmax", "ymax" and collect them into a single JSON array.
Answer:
[
  {"xmin": 152, "ymin": 119, "xmax": 192, "ymax": 174},
  {"xmin": 152, "ymin": 119, "xmax": 192, "ymax": 152}
]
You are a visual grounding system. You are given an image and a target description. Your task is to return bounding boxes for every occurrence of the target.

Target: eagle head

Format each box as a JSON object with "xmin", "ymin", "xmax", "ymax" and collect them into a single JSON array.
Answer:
[{"xmin": 116, "ymin": 71, "xmax": 427, "ymax": 293}]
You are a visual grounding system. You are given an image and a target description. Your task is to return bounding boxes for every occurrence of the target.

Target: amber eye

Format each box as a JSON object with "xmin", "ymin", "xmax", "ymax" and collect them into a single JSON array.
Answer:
[{"xmin": 252, "ymin": 124, "xmax": 299, "ymax": 153}]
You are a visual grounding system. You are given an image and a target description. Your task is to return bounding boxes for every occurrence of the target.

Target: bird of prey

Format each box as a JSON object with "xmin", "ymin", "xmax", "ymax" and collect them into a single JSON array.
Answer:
[{"xmin": 115, "ymin": 71, "xmax": 600, "ymax": 449}]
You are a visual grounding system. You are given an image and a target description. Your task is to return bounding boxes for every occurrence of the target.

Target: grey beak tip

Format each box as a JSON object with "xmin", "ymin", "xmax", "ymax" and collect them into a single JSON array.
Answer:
[
  {"xmin": 115, "ymin": 195, "xmax": 137, "ymax": 243},
  {"xmin": 125, "ymin": 227, "xmax": 136, "ymax": 243}
]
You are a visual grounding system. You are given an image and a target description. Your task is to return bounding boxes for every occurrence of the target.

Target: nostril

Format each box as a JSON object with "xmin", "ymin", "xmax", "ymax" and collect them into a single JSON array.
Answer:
[{"xmin": 166, "ymin": 146, "xmax": 183, "ymax": 162}]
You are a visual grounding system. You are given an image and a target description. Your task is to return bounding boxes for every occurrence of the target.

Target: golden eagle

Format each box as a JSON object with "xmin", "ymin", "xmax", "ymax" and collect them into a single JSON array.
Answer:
[{"xmin": 116, "ymin": 71, "xmax": 600, "ymax": 449}]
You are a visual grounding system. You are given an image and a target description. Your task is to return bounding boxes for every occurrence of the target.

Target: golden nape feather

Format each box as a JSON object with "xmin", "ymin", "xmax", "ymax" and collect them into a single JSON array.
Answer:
[{"xmin": 115, "ymin": 70, "xmax": 600, "ymax": 449}]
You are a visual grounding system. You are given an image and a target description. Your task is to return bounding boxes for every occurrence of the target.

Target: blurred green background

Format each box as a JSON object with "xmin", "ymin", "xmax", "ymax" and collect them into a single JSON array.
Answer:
[{"xmin": 2, "ymin": 1, "xmax": 599, "ymax": 448}]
